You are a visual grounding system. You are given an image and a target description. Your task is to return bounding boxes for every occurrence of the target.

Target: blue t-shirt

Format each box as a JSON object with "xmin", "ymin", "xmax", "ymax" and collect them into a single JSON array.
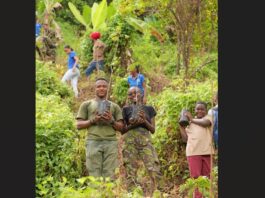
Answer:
[
  {"xmin": 68, "ymin": 51, "xmax": 79, "ymax": 69},
  {"xmin": 127, "ymin": 73, "xmax": 145, "ymax": 95},
  {"xmin": 35, "ymin": 23, "xmax": 42, "ymax": 37}
]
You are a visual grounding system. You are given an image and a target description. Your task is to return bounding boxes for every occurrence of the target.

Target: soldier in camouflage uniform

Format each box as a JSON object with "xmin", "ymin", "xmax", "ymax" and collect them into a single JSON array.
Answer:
[
  {"xmin": 41, "ymin": 23, "xmax": 57, "ymax": 63},
  {"xmin": 122, "ymin": 87, "xmax": 163, "ymax": 195}
]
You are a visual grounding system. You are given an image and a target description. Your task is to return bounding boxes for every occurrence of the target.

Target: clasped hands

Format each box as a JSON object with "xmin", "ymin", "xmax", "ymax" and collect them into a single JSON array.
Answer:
[
  {"xmin": 90, "ymin": 110, "xmax": 114, "ymax": 125},
  {"xmin": 128, "ymin": 110, "xmax": 147, "ymax": 127}
]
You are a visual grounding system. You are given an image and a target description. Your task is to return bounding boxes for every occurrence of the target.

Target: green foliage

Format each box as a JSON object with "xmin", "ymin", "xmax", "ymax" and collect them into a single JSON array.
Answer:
[
  {"xmin": 59, "ymin": 176, "xmax": 116, "ymax": 198},
  {"xmin": 58, "ymin": 176, "xmax": 151, "ymax": 198},
  {"xmin": 192, "ymin": 0, "xmax": 218, "ymax": 52},
  {"xmin": 82, "ymin": 5, "xmax": 92, "ymax": 24},
  {"xmin": 56, "ymin": 0, "xmax": 90, "ymax": 28},
  {"xmin": 91, "ymin": 0, "xmax": 108, "ymax": 31},
  {"xmin": 36, "ymin": 93, "xmax": 82, "ymax": 197},
  {"xmin": 179, "ymin": 176, "xmax": 210, "ymax": 198},
  {"xmin": 36, "ymin": 60, "xmax": 74, "ymax": 100},
  {"xmin": 68, "ymin": 0, "xmax": 110, "ymax": 32},
  {"xmin": 111, "ymin": 76, "xmax": 128, "ymax": 105},
  {"xmin": 125, "ymin": 17, "xmax": 163, "ymax": 42},
  {"xmin": 189, "ymin": 52, "xmax": 218, "ymax": 81},
  {"xmin": 179, "ymin": 167, "xmax": 218, "ymax": 198},
  {"xmin": 80, "ymin": 32, "xmax": 94, "ymax": 64},
  {"xmin": 130, "ymin": 36, "xmax": 176, "ymax": 74},
  {"xmin": 68, "ymin": 2, "xmax": 89, "ymax": 28},
  {"xmin": 102, "ymin": 14, "xmax": 135, "ymax": 71},
  {"xmin": 36, "ymin": 175, "xmax": 68, "ymax": 198}
]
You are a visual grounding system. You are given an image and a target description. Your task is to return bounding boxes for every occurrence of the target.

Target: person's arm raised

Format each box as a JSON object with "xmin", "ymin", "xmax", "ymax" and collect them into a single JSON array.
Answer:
[{"xmin": 185, "ymin": 112, "xmax": 211, "ymax": 127}]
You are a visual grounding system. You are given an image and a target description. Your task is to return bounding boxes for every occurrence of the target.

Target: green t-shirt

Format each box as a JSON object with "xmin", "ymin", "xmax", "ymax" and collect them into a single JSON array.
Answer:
[{"xmin": 76, "ymin": 99, "xmax": 123, "ymax": 140}]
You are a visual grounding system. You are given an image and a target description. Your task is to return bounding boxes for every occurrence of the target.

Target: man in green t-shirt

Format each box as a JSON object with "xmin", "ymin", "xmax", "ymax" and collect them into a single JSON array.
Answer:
[{"xmin": 76, "ymin": 78, "xmax": 124, "ymax": 179}]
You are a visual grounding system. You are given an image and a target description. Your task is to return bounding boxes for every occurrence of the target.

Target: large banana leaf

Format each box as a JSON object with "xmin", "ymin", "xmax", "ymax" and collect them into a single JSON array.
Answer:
[
  {"xmin": 106, "ymin": 2, "xmax": 116, "ymax": 20},
  {"xmin": 126, "ymin": 17, "xmax": 164, "ymax": 43},
  {"xmin": 82, "ymin": 5, "xmax": 91, "ymax": 25},
  {"xmin": 68, "ymin": 2, "xmax": 88, "ymax": 28},
  {"xmin": 92, "ymin": 0, "xmax": 108, "ymax": 31},
  {"xmin": 91, "ymin": 3, "xmax": 98, "ymax": 24},
  {"xmin": 126, "ymin": 17, "xmax": 147, "ymax": 32},
  {"xmin": 97, "ymin": 22, "xmax": 108, "ymax": 32}
]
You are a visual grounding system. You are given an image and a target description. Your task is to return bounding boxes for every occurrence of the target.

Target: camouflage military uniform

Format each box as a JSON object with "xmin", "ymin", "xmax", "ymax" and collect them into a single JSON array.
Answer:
[
  {"xmin": 41, "ymin": 28, "xmax": 57, "ymax": 62},
  {"xmin": 122, "ymin": 127, "xmax": 163, "ymax": 194}
]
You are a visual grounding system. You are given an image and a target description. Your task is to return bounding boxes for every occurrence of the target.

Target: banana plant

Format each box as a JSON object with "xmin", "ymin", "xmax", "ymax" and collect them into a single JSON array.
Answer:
[
  {"xmin": 68, "ymin": 0, "xmax": 115, "ymax": 33},
  {"xmin": 36, "ymin": 0, "xmax": 63, "ymax": 40},
  {"xmin": 125, "ymin": 17, "xmax": 164, "ymax": 43},
  {"xmin": 68, "ymin": 0, "xmax": 163, "ymax": 42}
]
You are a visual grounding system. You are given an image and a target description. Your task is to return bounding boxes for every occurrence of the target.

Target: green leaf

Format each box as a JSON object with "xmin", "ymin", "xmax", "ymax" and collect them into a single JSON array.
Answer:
[
  {"xmin": 106, "ymin": 2, "xmax": 116, "ymax": 20},
  {"xmin": 77, "ymin": 177, "xmax": 87, "ymax": 185},
  {"xmin": 68, "ymin": 2, "xmax": 88, "ymax": 28},
  {"xmin": 97, "ymin": 22, "xmax": 107, "ymax": 32},
  {"xmin": 125, "ymin": 17, "xmax": 164, "ymax": 42},
  {"xmin": 82, "ymin": 5, "xmax": 91, "ymax": 25},
  {"xmin": 125, "ymin": 17, "xmax": 147, "ymax": 33},
  {"xmin": 91, "ymin": 3, "xmax": 98, "ymax": 23},
  {"xmin": 92, "ymin": 0, "xmax": 108, "ymax": 31}
]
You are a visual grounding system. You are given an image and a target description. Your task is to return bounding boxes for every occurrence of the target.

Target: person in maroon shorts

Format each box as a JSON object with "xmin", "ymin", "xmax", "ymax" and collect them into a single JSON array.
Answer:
[{"xmin": 179, "ymin": 101, "xmax": 214, "ymax": 198}]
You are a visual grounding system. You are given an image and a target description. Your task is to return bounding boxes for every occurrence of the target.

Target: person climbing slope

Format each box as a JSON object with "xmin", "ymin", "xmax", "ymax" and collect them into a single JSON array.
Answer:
[
  {"xmin": 61, "ymin": 45, "xmax": 80, "ymax": 98},
  {"xmin": 127, "ymin": 64, "xmax": 147, "ymax": 104},
  {"xmin": 85, "ymin": 32, "xmax": 106, "ymax": 79},
  {"xmin": 179, "ymin": 101, "xmax": 214, "ymax": 198},
  {"xmin": 42, "ymin": 23, "xmax": 57, "ymax": 63}
]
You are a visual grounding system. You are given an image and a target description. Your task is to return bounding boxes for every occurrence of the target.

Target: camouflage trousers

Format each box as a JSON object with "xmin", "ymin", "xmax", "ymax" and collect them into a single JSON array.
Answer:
[
  {"xmin": 122, "ymin": 128, "xmax": 162, "ymax": 194},
  {"xmin": 86, "ymin": 139, "xmax": 118, "ymax": 180}
]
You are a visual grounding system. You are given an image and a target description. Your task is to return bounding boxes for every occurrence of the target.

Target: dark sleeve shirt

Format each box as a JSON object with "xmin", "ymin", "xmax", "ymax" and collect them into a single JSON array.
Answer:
[{"xmin": 122, "ymin": 105, "xmax": 156, "ymax": 130}]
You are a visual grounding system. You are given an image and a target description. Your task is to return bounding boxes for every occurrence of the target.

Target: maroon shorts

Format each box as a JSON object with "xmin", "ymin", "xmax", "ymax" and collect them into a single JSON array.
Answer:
[{"xmin": 187, "ymin": 155, "xmax": 211, "ymax": 198}]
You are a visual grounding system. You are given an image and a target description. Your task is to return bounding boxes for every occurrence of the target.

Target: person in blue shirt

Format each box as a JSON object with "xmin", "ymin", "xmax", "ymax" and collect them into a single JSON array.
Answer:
[
  {"xmin": 61, "ymin": 45, "xmax": 80, "ymax": 98},
  {"xmin": 208, "ymin": 91, "xmax": 218, "ymax": 149},
  {"xmin": 35, "ymin": 19, "xmax": 42, "ymax": 37},
  {"xmin": 127, "ymin": 65, "xmax": 147, "ymax": 104}
]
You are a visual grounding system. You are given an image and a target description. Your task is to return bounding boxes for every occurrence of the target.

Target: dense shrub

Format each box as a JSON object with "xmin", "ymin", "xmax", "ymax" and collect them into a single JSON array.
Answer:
[
  {"xmin": 179, "ymin": 166, "xmax": 218, "ymax": 197},
  {"xmin": 58, "ymin": 176, "xmax": 164, "ymax": 198},
  {"xmin": 36, "ymin": 93, "xmax": 82, "ymax": 197},
  {"xmin": 110, "ymin": 76, "xmax": 128, "ymax": 106},
  {"xmin": 36, "ymin": 60, "xmax": 74, "ymax": 100}
]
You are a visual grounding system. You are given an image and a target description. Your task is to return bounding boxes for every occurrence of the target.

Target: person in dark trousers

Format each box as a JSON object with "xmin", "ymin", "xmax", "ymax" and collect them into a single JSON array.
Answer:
[
  {"xmin": 41, "ymin": 23, "xmax": 57, "ymax": 63},
  {"xmin": 122, "ymin": 86, "xmax": 162, "ymax": 196},
  {"xmin": 85, "ymin": 32, "xmax": 106, "ymax": 79},
  {"xmin": 179, "ymin": 101, "xmax": 214, "ymax": 198}
]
